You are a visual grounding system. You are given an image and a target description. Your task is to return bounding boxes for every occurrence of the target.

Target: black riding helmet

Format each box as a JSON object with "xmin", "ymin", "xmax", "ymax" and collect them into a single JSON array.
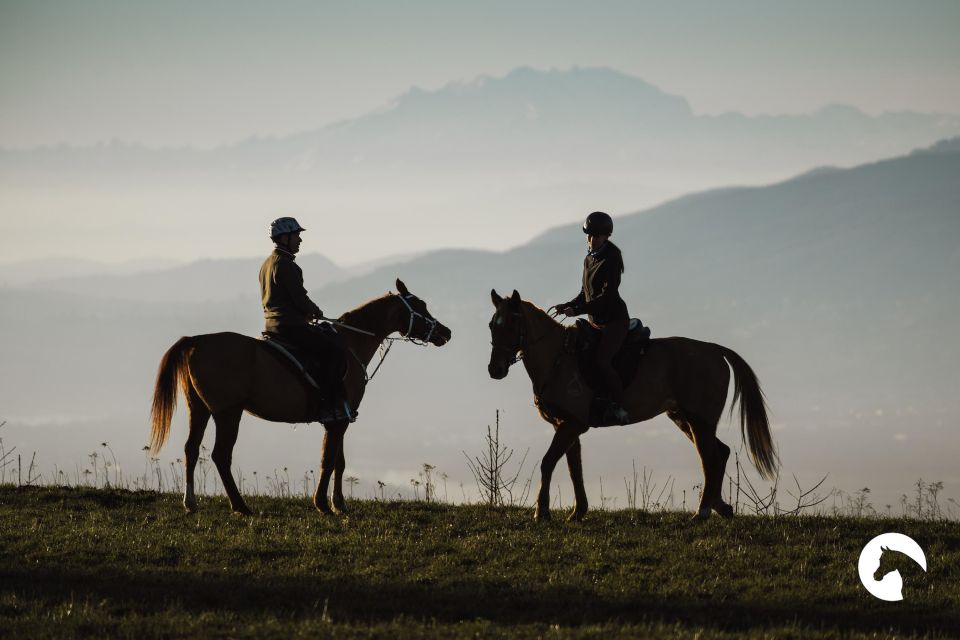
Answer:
[{"xmin": 582, "ymin": 211, "xmax": 613, "ymax": 236}]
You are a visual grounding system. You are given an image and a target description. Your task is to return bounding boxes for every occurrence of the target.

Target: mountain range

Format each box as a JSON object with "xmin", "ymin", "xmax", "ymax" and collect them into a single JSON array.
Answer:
[
  {"xmin": 3, "ymin": 66, "xmax": 959, "ymax": 264},
  {"xmin": 2, "ymin": 138, "xmax": 957, "ymax": 507}
]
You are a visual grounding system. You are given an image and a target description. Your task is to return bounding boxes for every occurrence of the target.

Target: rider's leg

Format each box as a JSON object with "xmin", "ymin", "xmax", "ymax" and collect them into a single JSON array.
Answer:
[
  {"xmin": 312, "ymin": 329, "xmax": 353, "ymax": 420},
  {"xmin": 277, "ymin": 324, "xmax": 346, "ymax": 417},
  {"xmin": 595, "ymin": 317, "xmax": 629, "ymax": 421}
]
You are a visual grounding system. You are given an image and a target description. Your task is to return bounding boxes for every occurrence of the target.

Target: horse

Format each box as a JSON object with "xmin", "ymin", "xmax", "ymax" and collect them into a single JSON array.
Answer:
[
  {"xmin": 487, "ymin": 289, "xmax": 778, "ymax": 522},
  {"xmin": 149, "ymin": 279, "xmax": 451, "ymax": 515}
]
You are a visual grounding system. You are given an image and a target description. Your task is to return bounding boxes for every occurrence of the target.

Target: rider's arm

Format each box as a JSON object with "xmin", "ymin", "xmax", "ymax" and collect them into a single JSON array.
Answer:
[
  {"xmin": 579, "ymin": 254, "xmax": 623, "ymax": 315},
  {"xmin": 562, "ymin": 289, "xmax": 587, "ymax": 314}
]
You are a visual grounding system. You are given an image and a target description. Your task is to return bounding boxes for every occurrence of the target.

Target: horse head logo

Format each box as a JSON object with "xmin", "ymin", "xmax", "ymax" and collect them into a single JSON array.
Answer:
[{"xmin": 858, "ymin": 533, "xmax": 927, "ymax": 601}]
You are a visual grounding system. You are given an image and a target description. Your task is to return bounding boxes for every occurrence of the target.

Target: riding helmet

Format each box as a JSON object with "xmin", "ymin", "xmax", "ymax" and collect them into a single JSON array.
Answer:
[
  {"xmin": 582, "ymin": 211, "xmax": 613, "ymax": 236},
  {"xmin": 270, "ymin": 216, "xmax": 306, "ymax": 239}
]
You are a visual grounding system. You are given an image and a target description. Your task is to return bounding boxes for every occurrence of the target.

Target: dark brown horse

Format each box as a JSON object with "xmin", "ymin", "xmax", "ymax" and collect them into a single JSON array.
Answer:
[
  {"xmin": 150, "ymin": 279, "xmax": 451, "ymax": 515},
  {"xmin": 487, "ymin": 289, "xmax": 777, "ymax": 522}
]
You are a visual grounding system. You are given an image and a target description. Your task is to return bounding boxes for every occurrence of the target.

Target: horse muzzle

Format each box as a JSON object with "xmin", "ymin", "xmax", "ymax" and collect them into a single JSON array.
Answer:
[
  {"xmin": 488, "ymin": 362, "xmax": 508, "ymax": 379},
  {"xmin": 429, "ymin": 324, "xmax": 452, "ymax": 346}
]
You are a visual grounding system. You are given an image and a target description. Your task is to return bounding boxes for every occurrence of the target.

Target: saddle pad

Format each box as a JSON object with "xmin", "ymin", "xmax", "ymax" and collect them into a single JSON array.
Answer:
[{"xmin": 259, "ymin": 335, "xmax": 321, "ymax": 390}]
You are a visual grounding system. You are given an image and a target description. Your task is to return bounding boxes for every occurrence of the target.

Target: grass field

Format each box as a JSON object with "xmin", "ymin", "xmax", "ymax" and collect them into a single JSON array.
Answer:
[{"xmin": 1, "ymin": 486, "xmax": 958, "ymax": 638}]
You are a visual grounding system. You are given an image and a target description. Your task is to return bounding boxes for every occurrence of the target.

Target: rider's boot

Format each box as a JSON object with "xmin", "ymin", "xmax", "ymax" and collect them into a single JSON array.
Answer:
[
  {"xmin": 317, "ymin": 398, "xmax": 357, "ymax": 424},
  {"xmin": 314, "ymin": 374, "xmax": 357, "ymax": 423}
]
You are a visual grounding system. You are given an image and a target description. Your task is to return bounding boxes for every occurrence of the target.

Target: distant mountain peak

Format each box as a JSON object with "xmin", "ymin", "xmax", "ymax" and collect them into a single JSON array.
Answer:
[
  {"xmin": 382, "ymin": 66, "xmax": 693, "ymax": 121},
  {"xmin": 911, "ymin": 135, "xmax": 960, "ymax": 155}
]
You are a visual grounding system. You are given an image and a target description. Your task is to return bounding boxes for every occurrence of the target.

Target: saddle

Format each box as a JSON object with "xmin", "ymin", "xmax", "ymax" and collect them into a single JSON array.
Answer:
[
  {"xmin": 569, "ymin": 318, "xmax": 651, "ymax": 423},
  {"xmin": 259, "ymin": 332, "xmax": 324, "ymax": 390},
  {"xmin": 259, "ymin": 325, "xmax": 351, "ymax": 423}
]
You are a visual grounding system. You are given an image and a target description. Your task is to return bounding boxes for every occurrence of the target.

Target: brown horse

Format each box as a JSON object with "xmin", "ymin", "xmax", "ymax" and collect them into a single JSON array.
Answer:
[
  {"xmin": 487, "ymin": 289, "xmax": 777, "ymax": 522},
  {"xmin": 150, "ymin": 279, "xmax": 451, "ymax": 515}
]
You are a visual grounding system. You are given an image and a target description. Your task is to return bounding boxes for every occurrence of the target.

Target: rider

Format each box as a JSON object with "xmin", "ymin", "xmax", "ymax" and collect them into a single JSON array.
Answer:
[
  {"xmin": 553, "ymin": 211, "xmax": 630, "ymax": 425},
  {"xmin": 260, "ymin": 217, "xmax": 352, "ymax": 421}
]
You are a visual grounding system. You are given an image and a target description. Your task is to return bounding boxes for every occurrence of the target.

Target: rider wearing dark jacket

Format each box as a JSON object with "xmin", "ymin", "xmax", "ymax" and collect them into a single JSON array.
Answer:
[
  {"xmin": 260, "ymin": 247, "xmax": 322, "ymax": 331},
  {"xmin": 554, "ymin": 211, "xmax": 630, "ymax": 424},
  {"xmin": 260, "ymin": 217, "xmax": 352, "ymax": 421}
]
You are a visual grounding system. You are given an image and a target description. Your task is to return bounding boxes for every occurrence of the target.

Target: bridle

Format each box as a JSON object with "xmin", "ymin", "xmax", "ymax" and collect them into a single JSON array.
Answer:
[
  {"xmin": 489, "ymin": 307, "xmax": 550, "ymax": 368},
  {"xmin": 489, "ymin": 310, "xmax": 525, "ymax": 367},
  {"xmin": 319, "ymin": 291, "xmax": 443, "ymax": 383},
  {"xmin": 489, "ymin": 305, "xmax": 566, "ymax": 399},
  {"xmin": 395, "ymin": 293, "xmax": 440, "ymax": 346}
]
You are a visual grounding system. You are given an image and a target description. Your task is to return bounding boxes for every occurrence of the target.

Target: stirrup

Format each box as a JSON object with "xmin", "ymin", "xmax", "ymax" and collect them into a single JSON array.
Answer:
[
  {"xmin": 317, "ymin": 400, "xmax": 358, "ymax": 424},
  {"xmin": 342, "ymin": 400, "xmax": 357, "ymax": 423}
]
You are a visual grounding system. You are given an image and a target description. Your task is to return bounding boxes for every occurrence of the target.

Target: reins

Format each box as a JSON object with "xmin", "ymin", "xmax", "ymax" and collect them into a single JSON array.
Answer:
[
  {"xmin": 319, "ymin": 317, "xmax": 376, "ymax": 336},
  {"xmin": 316, "ymin": 291, "xmax": 439, "ymax": 384}
]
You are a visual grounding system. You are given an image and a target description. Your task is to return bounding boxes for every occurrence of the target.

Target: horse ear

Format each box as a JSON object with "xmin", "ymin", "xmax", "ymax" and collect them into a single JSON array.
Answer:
[
  {"xmin": 491, "ymin": 289, "xmax": 503, "ymax": 307},
  {"xmin": 509, "ymin": 289, "xmax": 521, "ymax": 309},
  {"xmin": 395, "ymin": 278, "xmax": 409, "ymax": 295}
]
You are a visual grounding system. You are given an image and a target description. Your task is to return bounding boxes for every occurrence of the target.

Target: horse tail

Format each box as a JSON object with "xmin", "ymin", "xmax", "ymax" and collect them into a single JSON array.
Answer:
[
  {"xmin": 149, "ymin": 336, "xmax": 193, "ymax": 455},
  {"xmin": 719, "ymin": 345, "xmax": 779, "ymax": 480}
]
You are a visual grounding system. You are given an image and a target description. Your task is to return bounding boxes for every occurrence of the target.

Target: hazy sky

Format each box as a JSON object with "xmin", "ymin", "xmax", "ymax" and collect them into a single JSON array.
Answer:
[{"xmin": 1, "ymin": 0, "xmax": 959, "ymax": 148}]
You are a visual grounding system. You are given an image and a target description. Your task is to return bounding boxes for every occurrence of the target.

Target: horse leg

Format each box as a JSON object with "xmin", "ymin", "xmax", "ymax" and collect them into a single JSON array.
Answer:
[
  {"xmin": 210, "ymin": 407, "xmax": 251, "ymax": 516},
  {"xmin": 689, "ymin": 418, "xmax": 724, "ymax": 522},
  {"xmin": 535, "ymin": 422, "xmax": 587, "ymax": 521},
  {"xmin": 713, "ymin": 437, "xmax": 734, "ymax": 518},
  {"xmin": 565, "ymin": 436, "xmax": 589, "ymax": 521},
  {"xmin": 183, "ymin": 382, "xmax": 210, "ymax": 513},
  {"xmin": 314, "ymin": 422, "xmax": 345, "ymax": 515},
  {"xmin": 332, "ymin": 425, "xmax": 349, "ymax": 514},
  {"xmin": 668, "ymin": 410, "xmax": 715, "ymax": 521},
  {"xmin": 685, "ymin": 408, "xmax": 735, "ymax": 518},
  {"xmin": 667, "ymin": 410, "xmax": 695, "ymax": 443}
]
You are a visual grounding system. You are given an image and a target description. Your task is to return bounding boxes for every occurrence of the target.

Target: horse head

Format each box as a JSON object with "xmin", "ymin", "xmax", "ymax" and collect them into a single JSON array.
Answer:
[
  {"xmin": 393, "ymin": 278, "xmax": 452, "ymax": 346},
  {"xmin": 488, "ymin": 289, "xmax": 524, "ymax": 379},
  {"xmin": 873, "ymin": 545, "xmax": 901, "ymax": 582}
]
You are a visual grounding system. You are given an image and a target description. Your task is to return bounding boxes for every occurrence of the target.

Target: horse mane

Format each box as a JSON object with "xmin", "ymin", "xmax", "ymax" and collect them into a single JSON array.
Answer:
[
  {"xmin": 338, "ymin": 293, "xmax": 397, "ymax": 330},
  {"xmin": 520, "ymin": 299, "xmax": 576, "ymax": 339}
]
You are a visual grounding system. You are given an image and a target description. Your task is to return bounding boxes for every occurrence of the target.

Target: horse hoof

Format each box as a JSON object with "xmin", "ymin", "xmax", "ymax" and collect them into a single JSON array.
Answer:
[
  {"xmin": 566, "ymin": 509, "xmax": 586, "ymax": 522},
  {"xmin": 533, "ymin": 509, "xmax": 551, "ymax": 522},
  {"xmin": 714, "ymin": 503, "xmax": 734, "ymax": 519},
  {"xmin": 183, "ymin": 503, "xmax": 197, "ymax": 514},
  {"xmin": 332, "ymin": 505, "xmax": 349, "ymax": 516},
  {"xmin": 232, "ymin": 506, "xmax": 253, "ymax": 517}
]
